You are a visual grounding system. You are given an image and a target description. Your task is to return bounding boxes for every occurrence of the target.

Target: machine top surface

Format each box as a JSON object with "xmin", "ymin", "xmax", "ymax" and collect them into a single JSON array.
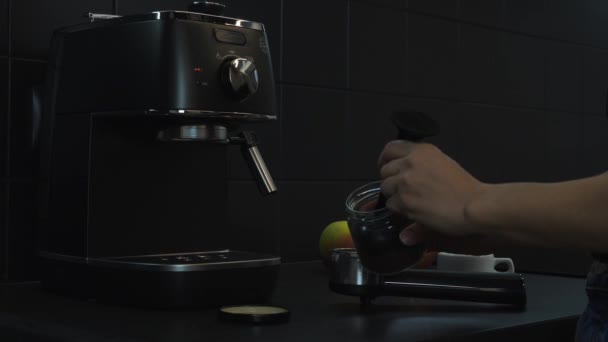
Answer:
[
  {"xmin": 57, "ymin": 11, "xmax": 265, "ymax": 34},
  {"xmin": 40, "ymin": 250, "xmax": 281, "ymax": 272}
]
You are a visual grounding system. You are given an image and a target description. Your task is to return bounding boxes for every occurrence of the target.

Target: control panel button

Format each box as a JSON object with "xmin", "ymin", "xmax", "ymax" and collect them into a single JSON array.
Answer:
[{"xmin": 214, "ymin": 29, "xmax": 247, "ymax": 46}]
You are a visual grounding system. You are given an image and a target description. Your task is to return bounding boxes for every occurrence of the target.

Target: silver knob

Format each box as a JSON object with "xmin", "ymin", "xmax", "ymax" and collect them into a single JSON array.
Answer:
[{"xmin": 223, "ymin": 58, "xmax": 259, "ymax": 99}]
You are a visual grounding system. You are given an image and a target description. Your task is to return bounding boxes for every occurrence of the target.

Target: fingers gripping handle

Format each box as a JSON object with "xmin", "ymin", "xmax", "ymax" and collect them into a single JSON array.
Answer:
[{"xmin": 376, "ymin": 111, "xmax": 440, "ymax": 209}]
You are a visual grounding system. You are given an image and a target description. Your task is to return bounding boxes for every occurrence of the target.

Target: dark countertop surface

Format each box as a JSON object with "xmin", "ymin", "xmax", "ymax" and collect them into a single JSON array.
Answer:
[{"xmin": 0, "ymin": 262, "xmax": 588, "ymax": 342}]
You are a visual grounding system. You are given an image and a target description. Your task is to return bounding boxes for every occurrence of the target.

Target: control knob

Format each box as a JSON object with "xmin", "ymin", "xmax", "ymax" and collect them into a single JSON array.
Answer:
[{"xmin": 220, "ymin": 57, "xmax": 259, "ymax": 99}]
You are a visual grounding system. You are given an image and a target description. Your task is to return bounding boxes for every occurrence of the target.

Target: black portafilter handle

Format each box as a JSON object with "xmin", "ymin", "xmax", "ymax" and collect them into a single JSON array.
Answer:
[
  {"xmin": 376, "ymin": 111, "xmax": 440, "ymax": 208},
  {"xmin": 188, "ymin": 1, "xmax": 226, "ymax": 15},
  {"xmin": 330, "ymin": 269, "xmax": 526, "ymax": 307},
  {"xmin": 328, "ymin": 250, "xmax": 526, "ymax": 307},
  {"xmin": 381, "ymin": 269, "xmax": 526, "ymax": 307}
]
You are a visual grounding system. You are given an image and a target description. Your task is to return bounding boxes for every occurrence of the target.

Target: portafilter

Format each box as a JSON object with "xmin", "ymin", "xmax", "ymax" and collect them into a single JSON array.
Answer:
[{"xmin": 329, "ymin": 248, "xmax": 527, "ymax": 308}]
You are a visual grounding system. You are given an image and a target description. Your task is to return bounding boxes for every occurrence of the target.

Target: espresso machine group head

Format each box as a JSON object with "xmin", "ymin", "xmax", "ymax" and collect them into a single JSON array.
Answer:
[{"xmin": 37, "ymin": 2, "xmax": 280, "ymax": 308}]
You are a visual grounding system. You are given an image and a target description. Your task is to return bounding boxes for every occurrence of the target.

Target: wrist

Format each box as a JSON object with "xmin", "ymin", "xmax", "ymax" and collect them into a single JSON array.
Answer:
[{"xmin": 463, "ymin": 182, "xmax": 497, "ymax": 235}]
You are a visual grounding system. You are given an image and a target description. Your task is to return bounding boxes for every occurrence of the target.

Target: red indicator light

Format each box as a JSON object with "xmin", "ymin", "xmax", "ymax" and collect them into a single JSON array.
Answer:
[{"xmin": 194, "ymin": 67, "xmax": 203, "ymax": 73}]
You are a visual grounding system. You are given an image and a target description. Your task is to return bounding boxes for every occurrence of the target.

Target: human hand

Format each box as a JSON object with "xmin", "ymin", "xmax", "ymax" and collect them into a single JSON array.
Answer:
[{"xmin": 378, "ymin": 140, "xmax": 486, "ymax": 241}]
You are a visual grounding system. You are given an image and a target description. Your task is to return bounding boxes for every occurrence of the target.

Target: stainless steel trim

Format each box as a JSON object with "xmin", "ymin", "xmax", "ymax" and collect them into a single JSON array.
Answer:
[
  {"xmin": 247, "ymin": 145, "xmax": 277, "ymax": 193},
  {"xmin": 64, "ymin": 11, "xmax": 264, "ymax": 33},
  {"xmin": 39, "ymin": 251, "xmax": 88, "ymax": 264},
  {"xmin": 330, "ymin": 248, "xmax": 377, "ymax": 286},
  {"xmin": 384, "ymin": 281, "xmax": 513, "ymax": 293},
  {"xmin": 157, "ymin": 124, "xmax": 228, "ymax": 142},
  {"xmin": 87, "ymin": 13, "xmax": 122, "ymax": 22},
  {"xmin": 39, "ymin": 251, "xmax": 280, "ymax": 272},
  {"xmin": 89, "ymin": 256, "xmax": 280, "ymax": 272},
  {"xmin": 148, "ymin": 109, "xmax": 277, "ymax": 121}
]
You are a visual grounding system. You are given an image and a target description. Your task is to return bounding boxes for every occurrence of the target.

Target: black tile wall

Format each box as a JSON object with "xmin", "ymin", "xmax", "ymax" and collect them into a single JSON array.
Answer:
[
  {"xmin": 543, "ymin": 112, "xmax": 584, "ymax": 182},
  {"xmin": 0, "ymin": 57, "xmax": 7, "ymax": 179},
  {"xmin": 460, "ymin": 0, "xmax": 503, "ymax": 27},
  {"xmin": 582, "ymin": 115, "xmax": 608, "ymax": 176},
  {"xmin": 11, "ymin": 0, "xmax": 112, "ymax": 59},
  {"xmin": 283, "ymin": 0, "xmax": 348, "ymax": 88},
  {"xmin": 449, "ymin": 104, "xmax": 547, "ymax": 183},
  {"xmin": 582, "ymin": 1, "xmax": 608, "ymax": 49},
  {"xmin": 0, "ymin": 180, "xmax": 5, "ymax": 279},
  {"xmin": 116, "ymin": 0, "xmax": 193, "ymax": 13},
  {"xmin": 406, "ymin": 14, "xmax": 459, "ymax": 99},
  {"xmin": 497, "ymin": 33, "xmax": 545, "ymax": 108},
  {"xmin": 278, "ymin": 182, "xmax": 348, "ymax": 262},
  {"xmin": 582, "ymin": 47, "xmax": 608, "ymax": 116},
  {"xmin": 227, "ymin": 181, "xmax": 280, "ymax": 255},
  {"xmin": 351, "ymin": 0, "xmax": 405, "ymax": 11},
  {"xmin": 544, "ymin": 42, "xmax": 582, "ymax": 113},
  {"xmin": 544, "ymin": 0, "xmax": 586, "ymax": 44},
  {"xmin": 2, "ymin": 0, "xmax": 608, "ymax": 280},
  {"xmin": 408, "ymin": 0, "xmax": 459, "ymax": 19},
  {"xmin": 0, "ymin": 0, "xmax": 7, "ymax": 55},
  {"xmin": 457, "ymin": 24, "xmax": 502, "ymax": 104},
  {"xmin": 502, "ymin": 0, "xmax": 545, "ymax": 36},
  {"xmin": 349, "ymin": 2, "xmax": 406, "ymax": 93},
  {"xmin": 282, "ymin": 86, "xmax": 347, "ymax": 180}
]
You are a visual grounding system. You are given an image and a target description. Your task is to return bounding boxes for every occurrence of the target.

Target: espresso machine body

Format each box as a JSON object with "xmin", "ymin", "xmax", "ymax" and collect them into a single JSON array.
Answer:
[{"xmin": 38, "ymin": 10, "xmax": 279, "ymax": 307}]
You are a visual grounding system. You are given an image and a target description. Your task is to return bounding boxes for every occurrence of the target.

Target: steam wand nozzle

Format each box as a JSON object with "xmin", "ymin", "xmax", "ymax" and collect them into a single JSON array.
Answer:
[{"xmin": 230, "ymin": 132, "xmax": 277, "ymax": 196}]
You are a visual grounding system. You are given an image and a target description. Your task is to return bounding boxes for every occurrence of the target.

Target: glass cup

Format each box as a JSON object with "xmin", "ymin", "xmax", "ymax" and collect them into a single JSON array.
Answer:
[{"xmin": 345, "ymin": 181, "xmax": 425, "ymax": 274}]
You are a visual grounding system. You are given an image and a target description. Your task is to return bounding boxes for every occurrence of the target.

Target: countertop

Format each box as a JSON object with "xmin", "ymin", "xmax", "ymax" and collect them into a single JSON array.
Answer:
[{"xmin": 0, "ymin": 262, "xmax": 587, "ymax": 342}]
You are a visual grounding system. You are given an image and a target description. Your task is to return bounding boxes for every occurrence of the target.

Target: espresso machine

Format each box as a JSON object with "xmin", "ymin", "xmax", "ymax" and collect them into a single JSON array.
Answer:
[{"xmin": 37, "ymin": 2, "xmax": 280, "ymax": 307}]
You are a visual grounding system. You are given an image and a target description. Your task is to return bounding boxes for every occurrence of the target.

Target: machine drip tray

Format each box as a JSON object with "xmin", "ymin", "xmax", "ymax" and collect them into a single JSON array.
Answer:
[
  {"xmin": 40, "ymin": 250, "xmax": 281, "ymax": 308},
  {"xmin": 89, "ymin": 250, "xmax": 280, "ymax": 272}
]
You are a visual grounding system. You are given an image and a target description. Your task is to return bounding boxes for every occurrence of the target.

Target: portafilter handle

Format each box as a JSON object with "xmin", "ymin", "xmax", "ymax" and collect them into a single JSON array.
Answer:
[
  {"xmin": 231, "ymin": 131, "xmax": 277, "ymax": 195},
  {"xmin": 329, "ymin": 249, "xmax": 526, "ymax": 307}
]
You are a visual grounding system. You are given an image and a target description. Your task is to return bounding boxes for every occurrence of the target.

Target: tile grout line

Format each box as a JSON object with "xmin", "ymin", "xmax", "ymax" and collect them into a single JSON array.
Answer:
[
  {"xmin": 11, "ymin": 57, "xmax": 46, "ymax": 64},
  {"xmin": 403, "ymin": 4, "xmax": 408, "ymax": 93},
  {"xmin": 277, "ymin": 0, "xmax": 284, "ymax": 257},
  {"xmin": 278, "ymin": 0, "xmax": 283, "ymax": 85},
  {"xmin": 343, "ymin": 0, "xmax": 351, "ymax": 184},
  {"xmin": 4, "ymin": 0, "xmax": 11, "ymax": 280},
  {"xmin": 277, "ymin": 81, "xmax": 583, "ymax": 116},
  {"xmin": 353, "ymin": 0, "xmax": 608, "ymax": 52},
  {"xmin": 345, "ymin": 0, "xmax": 350, "ymax": 90}
]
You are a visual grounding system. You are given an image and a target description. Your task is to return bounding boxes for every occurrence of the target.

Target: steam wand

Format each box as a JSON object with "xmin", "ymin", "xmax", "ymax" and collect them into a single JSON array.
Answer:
[{"xmin": 230, "ymin": 132, "xmax": 278, "ymax": 196}]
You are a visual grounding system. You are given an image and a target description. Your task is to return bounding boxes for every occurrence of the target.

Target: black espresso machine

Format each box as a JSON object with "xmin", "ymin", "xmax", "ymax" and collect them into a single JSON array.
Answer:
[{"xmin": 37, "ymin": 2, "xmax": 280, "ymax": 307}]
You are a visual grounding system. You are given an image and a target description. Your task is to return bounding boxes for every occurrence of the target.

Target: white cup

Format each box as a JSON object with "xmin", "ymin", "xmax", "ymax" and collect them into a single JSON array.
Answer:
[{"xmin": 436, "ymin": 252, "xmax": 515, "ymax": 273}]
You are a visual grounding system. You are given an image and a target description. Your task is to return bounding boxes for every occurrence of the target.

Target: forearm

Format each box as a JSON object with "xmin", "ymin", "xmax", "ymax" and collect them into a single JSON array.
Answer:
[{"xmin": 465, "ymin": 172, "xmax": 608, "ymax": 253}]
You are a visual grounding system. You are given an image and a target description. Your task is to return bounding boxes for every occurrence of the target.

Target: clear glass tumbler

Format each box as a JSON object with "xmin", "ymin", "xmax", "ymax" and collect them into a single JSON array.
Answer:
[{"xmin": 345, "ymin": 181, "xmax": 425, "ymax": 274}]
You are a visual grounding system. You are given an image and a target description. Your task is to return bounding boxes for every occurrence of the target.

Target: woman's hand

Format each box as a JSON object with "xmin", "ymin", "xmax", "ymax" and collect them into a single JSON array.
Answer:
[{"xmin": 378, "ymin": 140, "xmax": 486, "ymax": 245}]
